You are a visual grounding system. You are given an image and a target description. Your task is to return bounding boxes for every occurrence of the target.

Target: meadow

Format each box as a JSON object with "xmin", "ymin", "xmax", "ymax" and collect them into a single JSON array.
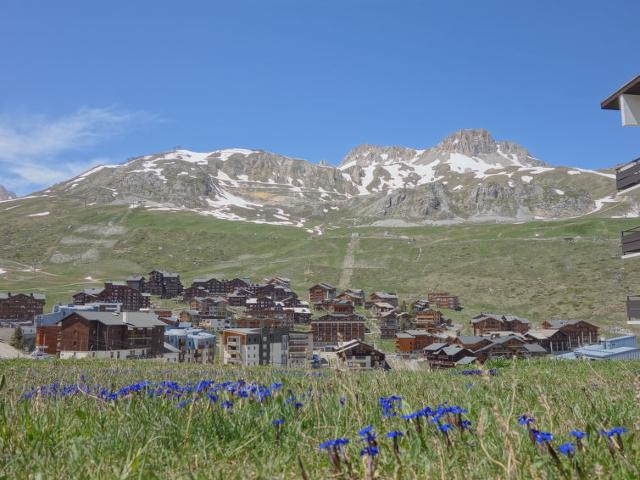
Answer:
[
  {"xmin": 1, "ymin": 359, "xmax": 639, "ymax": 479},
  {"xmin": 2, "ymin": 194, "xmax": 640, "ymax": 331}
]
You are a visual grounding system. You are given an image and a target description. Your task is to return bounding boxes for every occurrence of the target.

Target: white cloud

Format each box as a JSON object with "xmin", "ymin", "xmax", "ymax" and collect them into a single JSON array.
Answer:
[{"xmin": 0, "ymin": 107, "xmax": 156, "ymax": 193}]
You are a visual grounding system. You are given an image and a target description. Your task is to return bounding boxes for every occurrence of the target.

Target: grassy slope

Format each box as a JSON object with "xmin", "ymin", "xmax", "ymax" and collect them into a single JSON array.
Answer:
[
  {"xmin": 1, "ymin": 195, "xmax": 639, "ymax": 330},
  {"xmin": 1, "ymin": 359, "xmax": 639, "ymax": 479}
]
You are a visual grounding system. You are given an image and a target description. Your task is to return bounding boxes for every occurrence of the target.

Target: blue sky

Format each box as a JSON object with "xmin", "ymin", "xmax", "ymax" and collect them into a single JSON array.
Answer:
[{"xmin": 0, "ymin": 0, "xmax": 638, "ymax": 195}]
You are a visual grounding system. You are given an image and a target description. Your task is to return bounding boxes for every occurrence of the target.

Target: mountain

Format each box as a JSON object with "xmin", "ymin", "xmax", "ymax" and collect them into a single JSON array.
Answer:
[
  {"xmin": 0, "ymin": 185, "xmax": 16, "ymax": 201},
  {"xmin": 37, "ymin": 128, "xmax": 627, "ymax": 229}
]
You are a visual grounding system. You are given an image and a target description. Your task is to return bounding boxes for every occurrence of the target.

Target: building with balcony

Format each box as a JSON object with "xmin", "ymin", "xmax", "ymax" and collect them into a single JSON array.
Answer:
[{"xmin": 221, "ymin": 327, "xmax": 289, "ymax": 366}]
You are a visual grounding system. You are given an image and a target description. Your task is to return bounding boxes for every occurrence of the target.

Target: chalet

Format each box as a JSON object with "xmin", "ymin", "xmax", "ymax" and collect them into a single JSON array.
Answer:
[
  {"xmin": 428, "ymin": 292, "xmax": 460, "ymax": 310},
  {"xmin": 264, "ymin": 276, "xmax": 291, "ymax": 288},
  {"xmin": 281, "ymin": 296, "xmax": 301, "ymax": 308},
  {"xmin": 395, "ymin": 330, "xmax": 454, "ymax": 354},
  {"xmin": 328, "ymin": 300, "xmax": 355, "ymax": 315},
  {"xmin": 227, "ymin": 289, "xmax": 249, "ymax": 307},
  {"xmin": 311, "ymin": 313, "xmax": 366, "ymax": 345},
  {"xmin": 0, "ymin": 292, "xmax": 46, "ymax": 321},
  {"xmin": 222, "ymin": 327, "xmax": 289, "ymax": 366},
  {"xmin": 335, "ymin": 340, "xmax": 388, "ymax": 370},
  {"xmin": 55, "ymin": 311, "xmax": 166, "ymax": 358},
  {"xmin": 471, "ymin": 313, "xmax": 531, "ymax": 336},
  {"xmin": 368, "ymin": 292, "xmax": 398, "ymax": 308},
  {"xmin": 335, "ymin": 289, "xmax": 366, "ymax": 306},
  {"xmin": 525, "ymin": 329, "xmax": 571, "ymax": 353},
  {"xmin": 227, "ymin": 278, "xmax": 251, "ymax": 294},
  {"xmin": 412, "ymin": 299, "xmax": 431, "ymax": 313},
  {"xmin": 474, "ymin": 335, "xmax": 547, "ymax": 361},
  {"xmin": 413, "ymin": 309, "xmax": 445, "ymax": 330},
  {"xmin": 187, "ymin": 277, "xmax": 227, "ymax": 297},
  {"xmin": 246, "ymin": 296, "xmax": 278, "ymax": 312},
  {"xmin": 370, "ymin": 302, "xmax": 396, "ymax": 317},
  {"xmin": 423, "ymin": 344, "xmax": 477, "ymax": 369},
  {"xmin": 309, "ymin": 283, "xmax": 337, "ymax": 303},
  {"xmin": 453, "ymin": 335, "xmax": 493, "ymax": 352},
  {"xmin": 73, "ymin": 282, "xmax": 151, "ymax": 312},
  {"xmin": 379, "ymin": 311, "xmax": 399, "ymax": 339},
  {"xmin": 126, "ymin": 275, "xmax": 145, "ymax": 291},
  {"xmin": 146, "ymin": 271, "xmax": 183, "ymax": 299},
  {"xmin": 541, "ymin": 320, "xmax": 599, "ymax": 348},
  {"xmin": 284, "ymin": 306, "xmax": 312, "ymax": 324}
]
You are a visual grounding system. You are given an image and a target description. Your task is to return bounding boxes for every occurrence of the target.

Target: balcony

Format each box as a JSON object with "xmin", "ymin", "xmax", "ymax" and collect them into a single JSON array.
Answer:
[
  {"xmin": 621, "ymin": 226, "xmax": 640, "ymax": 258},
  {"xmin": 616, "ymin": 158, "xmax": 640, "ymax": 193},
  {"xmin": 626, "ymin": 296, "xmax": 640, "ymax": 325}
]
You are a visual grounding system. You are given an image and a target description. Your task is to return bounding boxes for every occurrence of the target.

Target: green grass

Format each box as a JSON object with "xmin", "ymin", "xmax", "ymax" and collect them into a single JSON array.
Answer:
[
  {"xmin": 0, "ymin": 359, "xmax": 639, "ymax": 479},
  {"xmin": 1, "ymin": 195, "xmax": 640, "ymax": 331}
]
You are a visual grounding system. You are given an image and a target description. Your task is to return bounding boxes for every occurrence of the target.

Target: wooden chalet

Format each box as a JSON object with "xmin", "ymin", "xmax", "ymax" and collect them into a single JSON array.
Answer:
[
  {"xmin": 427, "ymin": 292, "xmax": 460, "ymax": 310},
  {"xmin": 471, "ymin": 313, "xmax": 531, "ymax": 335},
  {"xmin": 146, "ymin": 271, "xmax": 183, "ymax": 299},
  {"xmin": 474, "ymin": 335, "xmax": 547, "ymax": 361},
  {"xmin": 264, "ymin": 276, "xmax": 291, "ymax": 288},
  {"xmin": 335, "ymin": 340, "xmax": 388, "ymax": 370},
  {"xmin": 413, "ymin": 309, "xmax": 445, "ymax": 330},
  {"xmin": 453, "ymin": 335, "xmax": 493, "ymax": 352},
  {"xmin": 412, "ymin": 299, "xmax": 431, "ymax": 313},
  {"xmin": 308, "ymin": 283, "xmax": 337, "ymax": 303},
  {"xmin": 335, "ymin": 289, "xmax": 366, "ymax": 307},
  {"xmin": 311, "ymin": 313, "xmax": 365, "ymax": 345},
  {"xmin": 379, "ymin": 311, "xmax": 399, "ymax": 339},
  {"xmin": 525, "ymin": 329, "xmax": 571, "ymax": 353},
  {"xmin": 327, "ymin": 300, "xmax": 355, "ymax": 315},
  {"xmin": 54, "ymin": 311, "xmax": 166, "ymax": 357},
  {"xmin": 367, "ymin": 292, "xmax": 398, "ymax": 308},
  {"xmin": 541, "ymin": 320, "xmax": 599, "ymax": 348},
  {"xmin": 395, "ymin": 330, "xmax": 455, "ymax": 354},
  {"xmin": 126, "ymin": 275, "xmax": 145, "ymax": 291},
  {"xmin": 0, "ymin": 292, "xmax": 46, "ymax": 321},
  {"xmin": 370, "ymin": 302, "xmax": 396, "ymax": 317},
  {"xmin": 73, "ymin": 282, "xmax": 151, "ymax": 312},
  {"xmin": 227, "ymin": 289, "xmax": 250, "ymax": 307},
  {"xmin": 423, "ymin": 344, "xmax": 477, "ymax": 369}
]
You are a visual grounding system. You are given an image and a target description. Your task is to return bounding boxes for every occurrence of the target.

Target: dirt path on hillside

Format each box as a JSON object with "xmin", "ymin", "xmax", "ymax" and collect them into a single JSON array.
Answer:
[{"xmin": 338, "ymin": 233, "xmax": 359, "ymax": 289}]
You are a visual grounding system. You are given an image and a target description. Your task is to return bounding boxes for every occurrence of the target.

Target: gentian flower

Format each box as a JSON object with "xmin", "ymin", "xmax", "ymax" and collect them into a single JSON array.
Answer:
[{"xmin": 558, "ymin": 442, "xmax": 575, "ymax": 457}]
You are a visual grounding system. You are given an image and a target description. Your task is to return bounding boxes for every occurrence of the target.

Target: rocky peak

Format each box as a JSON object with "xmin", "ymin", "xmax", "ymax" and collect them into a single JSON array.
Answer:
[
  {"xmin": 339, "ymin": 144, "xmax": 420, "ymax": 169},
  {"xmin": 434, "ymin": 128, "xmax": 499, "ymax": 156},
  {"xmin": 0, "ymin": 184, "xmax": 16, "ymax": 201}
]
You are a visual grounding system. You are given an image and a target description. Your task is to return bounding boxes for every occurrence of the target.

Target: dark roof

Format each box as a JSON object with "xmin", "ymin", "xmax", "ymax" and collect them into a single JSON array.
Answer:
[
  {"xmin": 471, "ymin": 313, "xmax": 530, "ymax": 324},
  {"xmin": 523, "ymin": 343, "xmax": 547, "ymax": 353},
  {"xmin": 601, "ymin": 75, "xmax": 640, "ymax": 110},
  {"xmin": 423, "ymin": 342, "xmax": 448, "ymax": 352},
  {"xmin": 545, "ymin": 319, "xmax": 596, "ymax": 329},
  {"xmin": 457, "ymin": 335, "xmax": 489, "ymax": 344},
  {"xmin": 0, "ymin": 292, "xmax": 46, "ymax": 300},
  {"xmin": 310, "ymin": 283, "xmax": 335, "ymax": 290},
  {"xmin": 58, "ymin": 311, "xmax": 165, "ymax": 328}
]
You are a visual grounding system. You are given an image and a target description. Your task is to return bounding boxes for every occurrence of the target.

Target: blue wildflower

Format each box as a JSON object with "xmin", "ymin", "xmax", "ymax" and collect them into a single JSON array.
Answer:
[
  {"xmin": 518, "ymin": 414, "xmax": 535, "ymax": 426},
  {"xmin": 439, "ymin": 423, "xmax": 454, "ymax": 433},
  {"xmin": 272, "ymin": 419, "xmax": 285, "ymax": 426},
  {"xmin": 359, "ymin": 425, "xmax": 374, "ymax": 437},
  {"xmin": 533, "ymin": 430, "xmax": 553, "ymax": 444},
  {"xmin": 558, "ymin": 442, "xmax": 575, "ymax": 456},
  {"xmin": 359, "ymin": 446, "xmax": 379, "ymax": 457},
  {"xmin": 386, "ymin": 431, "xmax": 404, "ymax": 439},
  {"xmin": 461, "ymin": 420, "xmax": 472, "ymax": 430},
  {"xmin": 570, "ymin": 430, "xmax": 587, "ymax": 440}
]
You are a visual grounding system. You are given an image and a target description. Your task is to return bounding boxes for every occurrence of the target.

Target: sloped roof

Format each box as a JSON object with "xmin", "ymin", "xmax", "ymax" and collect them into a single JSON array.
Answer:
[
  {"xmin": 58, "ymin": 311, "xmax": 165, "ymax": 328},
  {"xmin": 0, "ymin": 292, "xmax": 46, "ymax": 300},
  {"xmin": 601, "ymin": 74, "xmax": 640, "ymax": 110}
]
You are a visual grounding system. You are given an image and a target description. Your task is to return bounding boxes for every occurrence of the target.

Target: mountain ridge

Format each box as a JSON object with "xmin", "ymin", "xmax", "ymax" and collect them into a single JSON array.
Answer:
[{"xmin": 25, "ymin": 128, "xmax": 629, "ymax": 230}]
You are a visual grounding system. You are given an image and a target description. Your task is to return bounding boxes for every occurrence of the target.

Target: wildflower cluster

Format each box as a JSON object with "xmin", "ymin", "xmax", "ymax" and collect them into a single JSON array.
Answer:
[{"xmin": 518, "ymin": 414, "xmax": 629, "ymax": 464}]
